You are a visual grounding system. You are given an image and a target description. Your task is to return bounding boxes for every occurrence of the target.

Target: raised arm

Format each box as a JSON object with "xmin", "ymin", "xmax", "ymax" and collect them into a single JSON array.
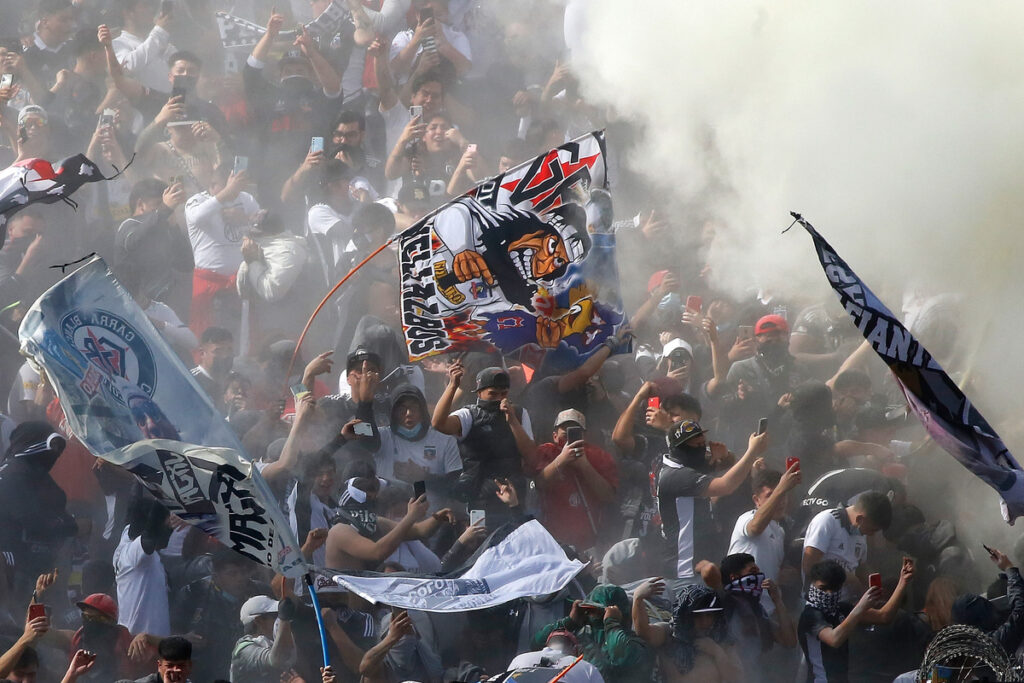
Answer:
[
  {"xmin": 631, "ymin": 577, "xmax": 669, "ymax": 648},
  {"xmin": 612, "ymin": 382, "xmax": 655, "ymax": 455},
  {"xmin": 294, "ymin": 28, "xmax": 341, "ymax": 98},
  {"xmin": 816, "ymin": 586, "xmax": 880, "ymax": 649},
  {"xmin": 746, "ymin": 460, "xmax": 801, "ymax": 537},
  {"xmin": 359, "ymin": 611, "xmax": 412, "ymax": 681},
  {"xmin": 431, "ymin": 362, "xmax": 464, "ymax": 436},
  {"xmin": 704, "ymin": 432, "xmax": 767, "ymax": 498},
  {"xmin": 861, "ymin": 558, "xmax": 915, "ymax": 625}
]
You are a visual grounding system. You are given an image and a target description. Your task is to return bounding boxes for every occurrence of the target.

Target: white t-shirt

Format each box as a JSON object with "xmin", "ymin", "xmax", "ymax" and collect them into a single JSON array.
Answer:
[
  {"xmin": 113, "ymin": 527, "xmax": 170, "ymax": 637},
  {"xmin": 185, "ymin": 191, "xmax": 259, "ymax": 274},
  {"xmin": 376, "ymin": 426, "xmax": 462, "ymax": 512},
  {"xmin": 453, "ymin": 406, "xmax": 532, "ymax": 441},
  {"xmin": 307, "ymin": 202, "xmax": 355, "ymax": 268},
  {"xmin": 729, "ymin": 509, "xmax": 785, "ymax": 614},
  {"xmin": 507, "ymin": 648, "xmax": 604, "ymax": 682},
  {"xmin": 803, "ymin": 507, "xmax": 866, "ymax": 576},
  {"xmin": 112, "ymin": 26, "xmax": 176, "ymax": 94}
]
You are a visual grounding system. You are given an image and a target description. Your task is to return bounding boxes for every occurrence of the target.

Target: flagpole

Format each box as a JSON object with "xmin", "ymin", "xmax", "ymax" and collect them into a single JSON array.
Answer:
[
  {"xmin": 286, "ymin": 238, "xmax": 395, "ymax": 383},
  {"xmin": 547, "ymin": 654, "xmax": 584, "ymax": 682},
  {"xmin": 304, "ymin": 574, "xmax": 332, "ymax": 669}
]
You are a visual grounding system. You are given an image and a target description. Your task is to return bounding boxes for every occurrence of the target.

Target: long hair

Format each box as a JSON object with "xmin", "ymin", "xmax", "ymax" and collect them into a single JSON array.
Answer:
[{"xmin": 925, "ymin": 576, "xmax": 959, "ymax": 632}]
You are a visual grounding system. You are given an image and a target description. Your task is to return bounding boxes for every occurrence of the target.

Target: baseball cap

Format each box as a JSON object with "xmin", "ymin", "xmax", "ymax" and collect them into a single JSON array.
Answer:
[
  {"xmin": 690, "ymin": 590, "xmax": 724, "ymax": 613},
  {"xmin": 474, "ymin": 367, "xmax": 510, "ymax": 392},
  {"xmin": 554, "ymin": 409, "xmax": 586, "ymax": 429},
  {"xmin": 76, "ymin": 593, "xmax": 117, "ymax": 620},
  {"xmin": 347, "ymin": 346, "xmax": 382, "ymax": 372},
  {"xmin": 754, "ymin": 314, "xmax": 789, "ymax": 336},
  {"xmin": 240, "ymin": 595, "xmax": 279, "ymax": 625},
  {"xmin": 667, "ymin": 419, "xmax": 705, "ymax": 449},
  {"xmin": 18, "ymin": 105, "xmax": 48, "ymax": 127},
  {"xmin": 662, "ymin": 338, "xmax": 693, "ymax": 360}
]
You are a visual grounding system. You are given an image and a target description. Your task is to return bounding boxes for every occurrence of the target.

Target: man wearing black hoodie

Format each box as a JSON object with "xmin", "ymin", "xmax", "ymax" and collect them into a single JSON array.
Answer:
[
  {"xmin": 0, "ymin": 421, "xmax": 77, "ymax": 595},
  {"xmin": 374, "ymin": 384, "xmax": 462, "ymax": 514},
  {"xmin": 952, "ymin": 546, "xmax": 1024, "ymax": 656}
]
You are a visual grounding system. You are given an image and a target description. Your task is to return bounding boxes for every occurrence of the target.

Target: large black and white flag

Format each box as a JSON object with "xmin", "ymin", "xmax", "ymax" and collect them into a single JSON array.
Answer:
[
  {"xmin": 795, "ymin": 213, "xmax": 1024, "ymax": 522},
  {"xmin": 327, "ymin": 519, "xmax": 585, "ymax": 611},
  {"xmin": 0, "ymin": 155, "xmax": 105, "ymax": 247}
]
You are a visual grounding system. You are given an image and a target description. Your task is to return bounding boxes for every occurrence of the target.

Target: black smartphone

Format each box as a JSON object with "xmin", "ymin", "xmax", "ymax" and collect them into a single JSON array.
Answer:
[
  {"xmin": 984, "ymin": 543, "xmax": 998, "ymax": 558},
  {"xmin": 413, "ymin": 480, "xmax": 427, "ymax": 499},
  {"xmin": 756, "ymin": 417, "xmax": 768, "ymax": 435},
  {"xmin": 566, "ymin": 425, "xmax": 583, "ymax": 446},
  {"xmin": 419, "ymin": 6, "xmax": 433, "ymax": 23}
]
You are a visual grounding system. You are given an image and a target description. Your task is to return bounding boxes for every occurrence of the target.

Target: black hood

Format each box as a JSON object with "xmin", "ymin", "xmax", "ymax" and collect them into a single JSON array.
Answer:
[
  {"xmin": 389, "ymin": 383, "xmax": 429, "ymax": 440},
  {"xmin": 4, "ymin": 421, "xmax": 66, "ymax": 471}
]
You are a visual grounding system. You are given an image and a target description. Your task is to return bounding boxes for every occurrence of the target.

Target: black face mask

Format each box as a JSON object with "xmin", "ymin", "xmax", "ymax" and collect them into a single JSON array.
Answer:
[
  {"xmin": 476, "ymin": 398, "xmax": 502, "ymax": 413},
  {"xmin": 670, "ymin": 443, "xmax": 707, "ymax": 470},
  {"xmin": 757, "ymin": 340, "xmax": 789, "ymax": 367},
  {"xmin": 281, "ymin": 75, "xmax": 315, "ymax": 99},
  {"xmin": 80, "ymin": 618, "xmax": 121, "ymax": 653},
  {"xmin": 210, "ymin": 355, "xmax": 233, "ymax": 378},
  {"xmin": 173, "ymin": 75, "xmax": 198, "ymax": 94}
]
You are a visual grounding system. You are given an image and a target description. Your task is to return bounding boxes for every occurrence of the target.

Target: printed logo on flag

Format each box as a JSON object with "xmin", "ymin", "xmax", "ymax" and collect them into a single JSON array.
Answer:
[{"xmin": 60, "ymin": 309, "xmax": 156, "ymax": 397}]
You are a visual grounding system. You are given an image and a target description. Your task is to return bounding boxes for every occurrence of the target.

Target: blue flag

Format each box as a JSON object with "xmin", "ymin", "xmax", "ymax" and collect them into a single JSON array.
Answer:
[{"xmin": 795, "ymin": 213, "xmax": 1024, "ymax": 522}]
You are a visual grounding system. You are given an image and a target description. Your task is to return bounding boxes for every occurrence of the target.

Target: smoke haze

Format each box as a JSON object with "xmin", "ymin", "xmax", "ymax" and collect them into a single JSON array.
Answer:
[{"xmin": 573, "ymin": 1, "xmax": 1024, "ymax": 549}]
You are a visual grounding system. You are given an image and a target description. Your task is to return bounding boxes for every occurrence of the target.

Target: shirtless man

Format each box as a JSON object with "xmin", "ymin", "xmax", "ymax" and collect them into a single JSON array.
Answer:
[
  {"xmin": 632, "ymin": 579, "xmax": 743, "ymax": 682},
  {"xmin": 324, "ymin": 476, "xmax": 454, "ymax": 572}
]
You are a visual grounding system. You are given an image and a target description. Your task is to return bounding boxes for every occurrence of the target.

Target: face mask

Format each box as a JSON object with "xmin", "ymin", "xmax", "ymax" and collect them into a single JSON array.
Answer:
[
  {"xmin": 394, "ymin": 423, "xmax": 422, "ymax": 440},
  {"xmin": 281, "ymin": 75, "xmax": 314, "ymax": 98},
  {"xmin": 725, "ymin": 572, "xmax": 765, "ymax": 599},
  {"xmin": 210, "ymin": 355, "xmax": 233, "ymax": 377},
  {"xmin": 670, "ymin": 443, "xmax": 707, "ymax": 470},
  {"xmin": 806, "ymin": 584, "xmax": 841, "ymax": 618},
  {"xmin": 757, "ymin": 340, "xmax": 788, "ymax": 366},
  {"xmin": 476, "ymin": 398, "xmax": 502, "ymax": 412},
  {"xmin": 173, "ymin": 75, "xmax": 198, "ymax": 93}
]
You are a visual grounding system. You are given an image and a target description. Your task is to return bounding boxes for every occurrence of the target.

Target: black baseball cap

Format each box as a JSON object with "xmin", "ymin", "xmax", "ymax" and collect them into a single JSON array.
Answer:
[
  {"xmin": 474, "ymin": 367, "xmax": 510, "ymax": 392},
  {"xmin": 347, "ymin": 346, "xmax": 382, "ymax": 372},
  {"xmin": 666, "ymin": 419, "xmax": 706, "ymax": 449}
]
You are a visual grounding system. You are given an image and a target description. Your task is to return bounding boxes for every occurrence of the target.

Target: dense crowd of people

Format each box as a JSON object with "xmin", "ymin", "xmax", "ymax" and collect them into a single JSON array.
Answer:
[{"xmin": 0, "ymin": 0, "xmax": 1018, "ymax": 681}]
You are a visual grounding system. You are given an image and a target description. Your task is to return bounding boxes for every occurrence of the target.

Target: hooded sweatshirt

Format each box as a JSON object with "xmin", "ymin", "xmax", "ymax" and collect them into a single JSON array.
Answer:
[{"xmin": 953, "ymin": 567, "xmax": 1024, "ymax": 655}]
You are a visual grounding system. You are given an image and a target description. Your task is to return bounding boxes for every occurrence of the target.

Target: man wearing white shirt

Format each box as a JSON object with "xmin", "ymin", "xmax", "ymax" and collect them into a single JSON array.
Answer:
[
  {"xmin": 801, "ymin": 490, "xmax": 892, "ymax": 592},
  {"xmin": 185, "ymin": 167, "xmax": 258, "ymax": 336},
  {"xmin": 112, "ymin": 0, "xmax": 176, "ymax": 94},
  {"xmin": 389, "ymin": 0, "xmax": 471, "ymax": 81},
  {"xmin": 728, "ymin": 463, "xmax": 801, "ymax": 614},
  {"xmin": 307, "ymin": 160, "xmax": 356, "ymax": 278}
]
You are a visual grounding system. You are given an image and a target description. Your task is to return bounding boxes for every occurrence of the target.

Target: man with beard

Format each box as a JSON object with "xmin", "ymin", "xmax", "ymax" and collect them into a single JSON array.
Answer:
[
  {"xmin": 717, "ymin": 552, "xmax": 797, "ymax": 682},
  {"xmin": 656, "ymin": 419, "xmax": 767, "ymax": 579},
  {"xmin": 331, "ymin": 110, "xmax": 385, "ymax": 195},
  {"xmin": 373, "ymin": 384, "xmax": 462, "ymax": 514},
  {"xmin": 428, "ymin": 197, "xmax": 591, "ymax": 320},
  {"xmin": 324, "ymin": 476, "xmax": 453, "ymax": 572}
]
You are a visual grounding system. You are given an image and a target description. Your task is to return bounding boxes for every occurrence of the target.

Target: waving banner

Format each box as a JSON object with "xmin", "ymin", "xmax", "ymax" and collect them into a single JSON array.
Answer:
[
  {"xmin": 19, "ymin": 258, "xmax": 306, "ymax": 575},
  {"xmin": 795, "ymin": 213, "xmax": 1024, "ymax": 522},
  {"xmin": 0, "ymin": 155, "xmax": 105, "ymax": 247},
  {"xmin": 398, "ymin": 130, "xmax": 627, "ymax": 362},
  {"xmin": 327, "ymin": 519, "xmax": 585, "ymax": 612}
]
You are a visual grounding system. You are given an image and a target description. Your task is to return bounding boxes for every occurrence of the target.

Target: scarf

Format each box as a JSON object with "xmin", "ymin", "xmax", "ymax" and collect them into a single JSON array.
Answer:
[
  {"xmin": 725, "ymin": 572, "xmax": 765, "ymax": 599},
  {"xmin": 806, "ymin": 584, "xmax": 842, "ymax": 619}
]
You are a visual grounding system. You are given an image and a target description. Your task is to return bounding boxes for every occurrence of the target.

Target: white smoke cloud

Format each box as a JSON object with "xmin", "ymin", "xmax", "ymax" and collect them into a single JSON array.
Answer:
[{"xmin": 572, "ymin": 1, "xmax": 1024, "ymax": 542}]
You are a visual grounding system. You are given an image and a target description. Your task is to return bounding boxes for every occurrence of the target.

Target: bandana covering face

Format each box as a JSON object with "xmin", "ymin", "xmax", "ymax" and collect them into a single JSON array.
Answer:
[
  {"xmin": 806, "ymin": 584, "xmax": 841, "ymax": 619},
  {"xmin": 725, "ymin": 572, "xmax": 766, "ymax": 599},
  {"xmin": 334, "ymin": 478, "xmax": 378, "ymax": 537}
]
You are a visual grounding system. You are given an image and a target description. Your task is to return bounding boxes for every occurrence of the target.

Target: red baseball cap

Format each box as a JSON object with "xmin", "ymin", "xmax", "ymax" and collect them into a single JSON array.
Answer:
[
  {"xmin": 754, "ymin": 314, "xmax": 789, "ymax": 335},
  {"xmin": 76, "ymin": 593, "xmax": 118, "ymax": 620}
]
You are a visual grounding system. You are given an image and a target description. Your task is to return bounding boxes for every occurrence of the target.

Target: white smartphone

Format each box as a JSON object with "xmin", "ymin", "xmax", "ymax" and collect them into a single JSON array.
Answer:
[{"xmin": 469, "ymin": 509, "xmax": 486, "ymax": 526}]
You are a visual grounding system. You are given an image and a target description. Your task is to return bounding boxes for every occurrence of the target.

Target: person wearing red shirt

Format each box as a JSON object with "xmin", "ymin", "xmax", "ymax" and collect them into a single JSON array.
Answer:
[{"xmin": 529, "ymin": 409, "xmax": 619, "ymax": 551}]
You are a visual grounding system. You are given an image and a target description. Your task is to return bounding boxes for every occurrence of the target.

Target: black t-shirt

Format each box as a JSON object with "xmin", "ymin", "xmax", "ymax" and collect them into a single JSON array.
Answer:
[
  {"xmin": 655, "ymin": 456, "xmax": 711, "ymax": 578},
  {"xmin": 798, "ymin": 603, "xmax": 852, "ymax": 683}
]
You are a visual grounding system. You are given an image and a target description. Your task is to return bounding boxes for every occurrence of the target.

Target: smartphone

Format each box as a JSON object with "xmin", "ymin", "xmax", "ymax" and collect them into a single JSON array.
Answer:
[
  {"xmin": 685, "ymin": 295, "xmax": 702, "ymax": 313},
  {"xmin": 353, "ymin": 422, "xmax": 374, "ymax": 437},
  {"xmin": 233, "ymin": 155, "xmax": 248, "ymax": 173},
  {"xmin": 466, "ymin": 143, "xmax": 477, "ymax": 154},
  {"xmin": 28, "ymin": 604, "xmax": 45, "ymax": 621},
  {"xmin": 737, "ymin": 325, "xmax": 754, "ymax": 341},
  {"xmin": 409, "ymin": 105, "xmax": 423, "ymax": 120},
  {"xmin": 984, "ymin": 543, "xmax": 998, "ymax": 558},
  {"xmin": 413, "ymin": 480, "xmax": 427, "ymax": 499},
  {"xmin": 868, "ymin": 573, "xmax": 882, "ymax": 590},
  {"xmin": 169, "ymin": 175, "xmax": 183, "ymax": 186},
  {"xmin": 419, "ymin": 6, "xmax": 433, "ymax": 23},
  {"xmin": 786, "ymin": 456, "xmax": 800, "ymax": 471},
  {"xmin": 289, "ymin": 382, "xmax": 310, "ymax": 402},
  {"xmin": 757, "ymin": 417, "xmax": 768, "ymax": 435},
  {"xmin": 100, "ymin": 108, "xmax": 115, "ymax": 127},
  {"xmin": 470, "ymin": 509, "xmax": 485, "ymax": 526},
  {"xmin": 647, "ymin": 396, "xmax": 660, "ymax": 410},
  {"xmin": 566, "ymin": 425, "xmax": 583, "ymax": 447},
  {"xmin": 171, "ymin": 75, "xmax": 186, "ymax": 99},
  {"xmin": 310, "ymin": 136, "xmax": 324, "ymax": 153},
  {"xmin": 0, "ymin": 73, "xmax": 13, "ymax": 89}
]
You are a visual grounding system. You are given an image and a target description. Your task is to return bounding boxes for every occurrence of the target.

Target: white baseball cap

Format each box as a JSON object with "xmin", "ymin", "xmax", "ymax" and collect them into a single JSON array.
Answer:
[{"xmin": 240, "ymin": 595, "xmax": 279, "ymax": 625}]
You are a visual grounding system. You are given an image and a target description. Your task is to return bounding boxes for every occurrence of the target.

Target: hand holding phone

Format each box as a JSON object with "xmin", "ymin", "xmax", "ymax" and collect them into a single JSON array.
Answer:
[
  {"xmin": 785, "ymin": 456, "xmax": 800, "ymax": 472},
  {"xmin": 868, "ymin": 573, "xmax": 882, "ymax": 590},
  {"xmin": 1, "ymin": 73, "xmax": 14, "ymax": 89},
  {"xmin": 413, "ymin": 480, "xmax": 427, "ymax": 499},
  {"xmin": 757, "ymin": 417, "xmax": 768, "ymax": 435},
  {"xmin": 647, "ymin": 396, "xmax": 660, "ymax": 410},
  {"xmin": 469, "ymin": 509, "xmax": 485, "ymax": 526},
  {"xmin": 310, "ymin": 136, "xmax": 324, "ymax": 153},
  {"xmin": 28, "ymin": 604, "xmax": 46, "ymax": 621},
  {"xmin": 353, "ymin": 422, "xmax": 374, "ymax": 437},
  {"xmin": 685, "ymin": 295, "xmax": 702, "ymax": 313},
  {"xmin": 566, "ymin": 425, "xmax": 584, "ymax": 449}
]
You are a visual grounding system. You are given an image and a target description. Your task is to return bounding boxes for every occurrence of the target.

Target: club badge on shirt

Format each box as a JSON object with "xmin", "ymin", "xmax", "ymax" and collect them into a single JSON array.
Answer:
[{"xmin": 423, "ymin": 446, "xmax": 436, "ymax": 461}]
